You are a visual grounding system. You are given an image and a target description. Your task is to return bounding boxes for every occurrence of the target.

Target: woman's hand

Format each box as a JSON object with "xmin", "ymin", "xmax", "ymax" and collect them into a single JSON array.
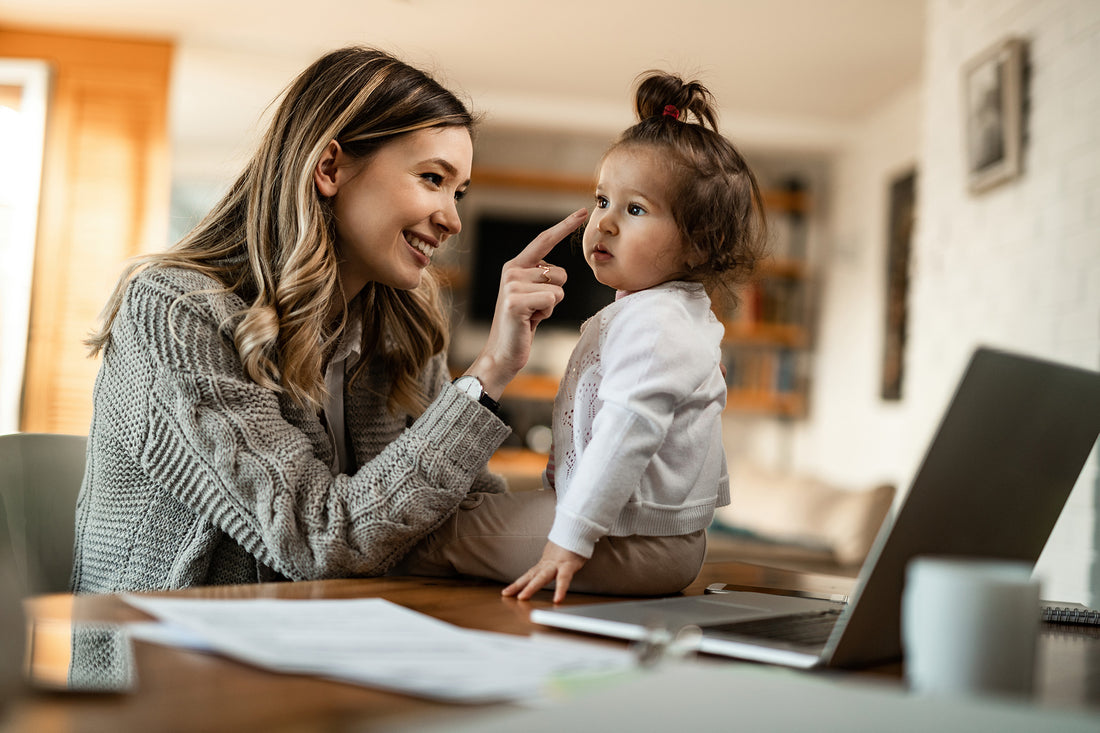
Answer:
[
  {"xmin": 464, "ymin": 208, "xmax": 587, "ymax": 398},
  {"xmin": 501, "ymin": 540, "xmax": 587, "ymax": 603}
]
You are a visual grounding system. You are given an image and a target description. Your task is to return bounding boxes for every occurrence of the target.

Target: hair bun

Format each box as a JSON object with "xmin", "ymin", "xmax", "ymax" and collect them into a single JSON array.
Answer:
[{"xmin": 633, "ymin": 71, "xmax": 719, "ymax": 131}]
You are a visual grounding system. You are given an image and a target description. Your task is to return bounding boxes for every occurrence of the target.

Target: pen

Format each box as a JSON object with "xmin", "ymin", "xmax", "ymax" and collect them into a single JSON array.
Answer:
[{"xmin": 704, "ymin": 582, "xmax": 849, "ymax": 605}]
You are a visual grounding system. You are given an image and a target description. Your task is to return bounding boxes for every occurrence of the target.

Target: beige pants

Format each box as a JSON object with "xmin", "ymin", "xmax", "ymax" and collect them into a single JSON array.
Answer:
[{"xmin": 395, "ymin": 490, "xmax": 707, "ymax": 597}]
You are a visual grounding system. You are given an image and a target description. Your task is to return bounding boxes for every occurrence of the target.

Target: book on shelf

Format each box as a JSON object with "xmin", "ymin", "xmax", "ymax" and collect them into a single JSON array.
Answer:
[
  {"xmin": 733, "ymin": 277, "xmax": 804, "ymax": 329},
  {"xmin": 722, "ymin": 347, "xmax": 801, "ymax": 396}
]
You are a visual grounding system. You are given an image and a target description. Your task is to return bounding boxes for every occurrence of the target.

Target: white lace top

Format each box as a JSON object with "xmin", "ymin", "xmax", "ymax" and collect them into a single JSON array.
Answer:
[{"xmin": 545, "ymin": 281, "xmax": 731, "ymax": 558}]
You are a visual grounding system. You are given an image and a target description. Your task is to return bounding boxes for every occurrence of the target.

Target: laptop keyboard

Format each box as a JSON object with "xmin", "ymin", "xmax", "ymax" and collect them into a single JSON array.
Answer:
[{"xmin": 705, "ymin": 608, "xmax": 844, "ymax": 648}]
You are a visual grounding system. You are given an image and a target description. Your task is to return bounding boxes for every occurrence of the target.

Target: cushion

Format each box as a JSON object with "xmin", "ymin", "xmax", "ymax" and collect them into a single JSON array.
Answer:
[{"xmin": 713, "ymin": 463, "xmax": 895, "ymax": 566}]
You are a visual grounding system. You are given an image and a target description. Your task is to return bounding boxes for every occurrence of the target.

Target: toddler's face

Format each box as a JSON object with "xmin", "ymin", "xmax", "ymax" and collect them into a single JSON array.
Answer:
[{"xmin": 583, "ymin": 146, "xmax": 688, "ymax": 294}]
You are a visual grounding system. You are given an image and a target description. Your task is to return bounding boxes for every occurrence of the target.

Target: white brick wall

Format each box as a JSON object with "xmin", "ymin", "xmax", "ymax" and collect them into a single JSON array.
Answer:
[
  {"xmin": 910, "ymin": 0, "xmax": 1100, "ymax": 604},
  {"xmin": 775, "ymin": 0, "xmax": 1100, "ymax": 604}
]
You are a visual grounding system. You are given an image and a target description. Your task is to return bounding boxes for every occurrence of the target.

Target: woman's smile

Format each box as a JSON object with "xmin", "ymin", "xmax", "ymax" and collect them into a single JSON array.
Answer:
[{"xmin": 405, "ymin": 231, "xmax": 438, "ymax": 262}]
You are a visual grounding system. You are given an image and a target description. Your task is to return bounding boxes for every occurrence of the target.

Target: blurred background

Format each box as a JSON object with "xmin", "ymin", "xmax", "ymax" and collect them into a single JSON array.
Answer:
[{"xmin": 0, "ymin": 0, "xmax": 1096, "ymax": 601}]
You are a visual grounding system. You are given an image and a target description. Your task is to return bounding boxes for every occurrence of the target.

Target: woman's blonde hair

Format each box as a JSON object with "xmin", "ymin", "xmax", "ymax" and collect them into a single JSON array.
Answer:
[{"xmin": 88, "ymin": 47, "xmax": 474, "ymax": 416}]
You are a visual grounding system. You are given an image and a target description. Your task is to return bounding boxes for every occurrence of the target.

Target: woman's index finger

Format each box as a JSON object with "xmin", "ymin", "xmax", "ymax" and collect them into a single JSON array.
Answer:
[{"xmin": 513, "ymin": 208, "xmax": 588, "ymax": 266}]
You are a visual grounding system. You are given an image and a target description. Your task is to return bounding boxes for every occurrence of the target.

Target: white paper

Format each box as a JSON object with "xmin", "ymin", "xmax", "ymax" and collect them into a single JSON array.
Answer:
[
  {"xmin": 127, "ymin": 620, "xmax": 216, "ymax": 651},
  {"xmin": 122, "ymin": 595, "xmax": 634, "ymax": 703}
]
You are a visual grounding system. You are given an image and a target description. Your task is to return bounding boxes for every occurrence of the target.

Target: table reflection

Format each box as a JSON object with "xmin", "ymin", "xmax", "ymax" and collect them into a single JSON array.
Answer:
[{"xmin": 24, "ymin": 594, "xmax": 134, "ymax": 693}]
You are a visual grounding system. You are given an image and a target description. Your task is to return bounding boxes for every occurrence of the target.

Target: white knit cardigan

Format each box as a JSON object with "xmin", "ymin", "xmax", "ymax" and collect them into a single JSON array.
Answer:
[{"xmin": 546, "ymin": 281, "xmax": 731, "ymax": 558}]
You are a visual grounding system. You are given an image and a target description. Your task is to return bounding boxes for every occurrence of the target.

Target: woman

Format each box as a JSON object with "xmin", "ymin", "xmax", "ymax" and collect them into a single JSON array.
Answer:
[{"xmin": 70, "ymin": 46, "xmax": 585, "ymax": 593}]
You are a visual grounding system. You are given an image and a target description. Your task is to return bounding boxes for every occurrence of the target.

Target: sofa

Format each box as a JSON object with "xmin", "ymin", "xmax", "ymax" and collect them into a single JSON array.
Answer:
[{"xmin": 707, "ymin": 463, "xmax": 896, "ymax": 577}]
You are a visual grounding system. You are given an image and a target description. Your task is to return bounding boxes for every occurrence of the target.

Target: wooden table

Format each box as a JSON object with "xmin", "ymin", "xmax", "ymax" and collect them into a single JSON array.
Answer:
[{"xmin": 6, "ymin": 561, "xmax": 1099, "ymax": 732}]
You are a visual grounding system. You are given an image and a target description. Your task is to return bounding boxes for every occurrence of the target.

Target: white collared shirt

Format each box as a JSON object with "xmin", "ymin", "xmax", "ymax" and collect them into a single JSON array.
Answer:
[{"xmin": 321, "ymin": 316, "xmax": 363, "ymax": 475}]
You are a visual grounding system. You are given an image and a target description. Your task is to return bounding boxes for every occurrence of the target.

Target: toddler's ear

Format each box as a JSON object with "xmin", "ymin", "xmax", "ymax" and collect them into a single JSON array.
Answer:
[
  {"xmin": 681, "ymin": 240, "xmax": 706, "ymax": 270},
  {"xmin": 314, "ymin": 140, "xmax": 343, "ymax": 197}
]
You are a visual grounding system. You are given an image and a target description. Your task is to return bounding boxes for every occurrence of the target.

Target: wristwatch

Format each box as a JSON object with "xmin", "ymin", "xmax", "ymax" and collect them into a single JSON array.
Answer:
[{"xmin": 452, "ymin": 375, "xmax": 500, "ymax": 414}]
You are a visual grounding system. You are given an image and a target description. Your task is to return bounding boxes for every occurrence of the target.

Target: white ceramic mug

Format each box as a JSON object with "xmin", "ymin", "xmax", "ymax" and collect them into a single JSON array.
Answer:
[{"xmin": 902, "ymin": 556, "xmax": 1039, "ymax": 698}]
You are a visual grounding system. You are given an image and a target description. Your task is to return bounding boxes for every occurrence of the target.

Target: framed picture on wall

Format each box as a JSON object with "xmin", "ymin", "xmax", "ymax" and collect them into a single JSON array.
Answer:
[
  {"xmin": 962, "ymin": 37, "xmax": 1027, "ymax": 194},
  {"xmin": 881, "ymin": 169, "xmax": 916, "ymax": 401}
]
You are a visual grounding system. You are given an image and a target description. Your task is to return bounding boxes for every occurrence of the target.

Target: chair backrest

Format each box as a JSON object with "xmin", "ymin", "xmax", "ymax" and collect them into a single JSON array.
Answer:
[{"xmin": 0, "ymin": 433, "xmax": 88, "ymax": 594}]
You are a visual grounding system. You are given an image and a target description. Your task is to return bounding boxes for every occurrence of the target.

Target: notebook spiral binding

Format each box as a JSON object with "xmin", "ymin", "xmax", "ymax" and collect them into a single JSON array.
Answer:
[{"xmin": 1042, "ymin": 604, "xmax": 1100, "ymax": 626}]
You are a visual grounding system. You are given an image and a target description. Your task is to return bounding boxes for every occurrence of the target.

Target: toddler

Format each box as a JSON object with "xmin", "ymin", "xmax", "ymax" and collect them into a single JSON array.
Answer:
[{"xmin": 399, "ymin": 70, "xmax": 767, "ymax": 601}]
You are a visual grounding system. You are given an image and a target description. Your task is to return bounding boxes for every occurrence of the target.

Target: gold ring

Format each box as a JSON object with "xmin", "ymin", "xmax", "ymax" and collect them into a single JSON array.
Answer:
[{"xmin": 539, "ymin": 264, "xmax": 552, "ymax": 283}]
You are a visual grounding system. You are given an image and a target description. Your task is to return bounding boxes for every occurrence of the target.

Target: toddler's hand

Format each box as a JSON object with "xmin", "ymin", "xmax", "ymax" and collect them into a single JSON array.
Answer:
[{"xmin": 502, "ymin": 541, "xmax": 587, "ymax": 603}]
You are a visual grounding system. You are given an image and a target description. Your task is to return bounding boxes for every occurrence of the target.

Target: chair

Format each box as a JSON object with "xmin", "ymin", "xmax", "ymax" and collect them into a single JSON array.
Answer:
[{"xmin": 0, "ymin": 433, "xmax": 87, "ymax": 595}]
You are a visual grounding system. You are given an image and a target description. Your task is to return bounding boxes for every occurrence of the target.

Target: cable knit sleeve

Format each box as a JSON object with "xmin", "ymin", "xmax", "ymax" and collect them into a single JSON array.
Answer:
[
  {"xmin": 417, "ymin": 352, "xmax": 509, "ymax": 497},
  {"xmin": 123, "ymin": 270, "xmax": 509, "ymax": 580}
]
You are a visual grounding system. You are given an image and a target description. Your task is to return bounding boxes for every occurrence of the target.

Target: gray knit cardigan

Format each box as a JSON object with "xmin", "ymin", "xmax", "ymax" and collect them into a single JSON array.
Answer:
[{"xmin": 70, "ymin": 267, "xmax": 509, "ymax": 594}]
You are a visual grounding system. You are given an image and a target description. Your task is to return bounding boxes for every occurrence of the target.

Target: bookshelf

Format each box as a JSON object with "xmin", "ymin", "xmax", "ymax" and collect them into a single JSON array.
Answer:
[
  {"xmin": 447, "ymin": 166, "xmax": 817, "ymax": 485},
  {"xmin": 716, "ymin": 177, "xmax": 814, "ymax": 418}
]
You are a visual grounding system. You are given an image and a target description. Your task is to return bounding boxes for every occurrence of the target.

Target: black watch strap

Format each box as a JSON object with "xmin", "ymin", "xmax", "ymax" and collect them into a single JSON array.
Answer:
[
  {"xmin": 452, "ymin": 375, "xmax": 500, "ymax": 414},
  {"xmin": 475, "ymin": 390, "xmax": 500, "ymax": 414}
]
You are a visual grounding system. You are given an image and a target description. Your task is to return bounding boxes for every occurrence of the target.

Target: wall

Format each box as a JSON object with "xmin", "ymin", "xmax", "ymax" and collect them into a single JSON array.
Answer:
[
  {"xmin": 804, "ymin": 83, "xmax": 921, "ymax": 489},
  {"xmin": 910, "ymin": 0, "xmax": 1100, "ymax": 603},
  {"xmin": 729, "ymin": 83, "xmax": 923, "ymax": 488},
  {"xmin": 784, "ymin": 0, "xmax": 1100, "ymax": 604}
]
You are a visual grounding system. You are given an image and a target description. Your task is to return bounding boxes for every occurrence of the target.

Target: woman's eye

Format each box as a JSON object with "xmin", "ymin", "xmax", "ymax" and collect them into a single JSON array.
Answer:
[
  {"xmin": 595, "ymin": 195, "xmax": 609, "ymax": 209},
  {"xmin": 628, "ymin": 203, "xmax": 646, "ymax": 216},
  {"xmin": 455, "ymin": 188, "xmax": 467, "ymax": 202},
  {"xmin": 421, "ymin": 172, "xmax": 444, "ymax": 186}
]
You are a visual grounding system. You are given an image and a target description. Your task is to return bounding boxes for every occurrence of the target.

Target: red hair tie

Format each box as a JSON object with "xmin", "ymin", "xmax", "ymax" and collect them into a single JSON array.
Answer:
[{"xmin": 662, "ymin": 104, "xmax": 680, "ymax": 120}]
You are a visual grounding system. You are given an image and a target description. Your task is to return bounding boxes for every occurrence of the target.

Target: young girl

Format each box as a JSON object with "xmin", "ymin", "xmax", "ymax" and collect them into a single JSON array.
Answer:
[
  {"xmin": 70, "ymin": 46, "xmax": 584, "ymax": 594},
  {"xmin": 397, "ymin": 71, "xmax": 767, "ymax": 601}
]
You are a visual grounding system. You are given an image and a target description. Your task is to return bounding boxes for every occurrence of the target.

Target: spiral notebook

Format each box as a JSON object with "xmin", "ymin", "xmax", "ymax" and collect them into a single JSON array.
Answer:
[
  {"xmin": 531, "ymin": 347, "xmax": 1100, "ymax": 669},
  {"xmin": 1042, "ymin": 602, "xmax": 1100, "ymax": 626}
]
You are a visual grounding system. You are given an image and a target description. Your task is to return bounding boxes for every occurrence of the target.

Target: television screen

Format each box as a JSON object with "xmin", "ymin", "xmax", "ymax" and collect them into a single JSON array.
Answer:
[{"xmin": 469, "ymin": 214, "xmax": 615, "ymax": 329}]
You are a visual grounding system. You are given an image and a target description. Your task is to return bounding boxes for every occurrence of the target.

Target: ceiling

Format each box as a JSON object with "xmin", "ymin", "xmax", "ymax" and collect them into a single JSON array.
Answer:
[{"xmin": 1, "ymin": 0, "xmax": 925, "ymax": 169}]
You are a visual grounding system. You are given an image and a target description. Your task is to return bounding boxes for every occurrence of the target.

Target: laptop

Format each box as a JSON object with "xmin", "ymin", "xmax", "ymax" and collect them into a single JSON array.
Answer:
[{"xmin": 530, "ymin": 347, "xmax": 1100, "ymax": 669}]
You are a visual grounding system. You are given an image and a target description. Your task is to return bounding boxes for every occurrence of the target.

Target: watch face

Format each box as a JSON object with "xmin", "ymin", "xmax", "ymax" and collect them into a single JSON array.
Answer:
[
  {"xmin": 455, "ymin": 376, "xmax": 482, "ymax": 398},
  {"xmin": 454, "ymin": 375, "xmax": 499, "ymax": 413}
]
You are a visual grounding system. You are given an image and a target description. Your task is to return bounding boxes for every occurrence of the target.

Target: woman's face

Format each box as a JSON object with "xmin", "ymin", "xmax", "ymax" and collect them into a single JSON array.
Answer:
[{"xmin": 326, "ymin": 126, "xmax": 473, "ymax": 297}]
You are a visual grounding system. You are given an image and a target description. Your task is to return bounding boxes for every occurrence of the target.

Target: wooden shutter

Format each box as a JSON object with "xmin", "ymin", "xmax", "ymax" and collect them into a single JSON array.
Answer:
[{"xmin": 0, "ymin": 26, "xmax": 172, "ymax": 434}]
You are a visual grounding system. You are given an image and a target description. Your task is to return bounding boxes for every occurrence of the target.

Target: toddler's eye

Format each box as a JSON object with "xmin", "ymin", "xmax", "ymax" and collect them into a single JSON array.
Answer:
[
  {"xmin": 595, "ymin": 195, "xmax": 609, "ymax": 209},
  {"xmin": 628, "ymin": 203, "xmax": 647, "ymax": 216}
]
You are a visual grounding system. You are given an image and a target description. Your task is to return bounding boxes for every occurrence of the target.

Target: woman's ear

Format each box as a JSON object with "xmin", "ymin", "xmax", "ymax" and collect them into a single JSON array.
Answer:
[{"xmin": 314, "ymin": 140, "xmax": 343, "ymax": 197}]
